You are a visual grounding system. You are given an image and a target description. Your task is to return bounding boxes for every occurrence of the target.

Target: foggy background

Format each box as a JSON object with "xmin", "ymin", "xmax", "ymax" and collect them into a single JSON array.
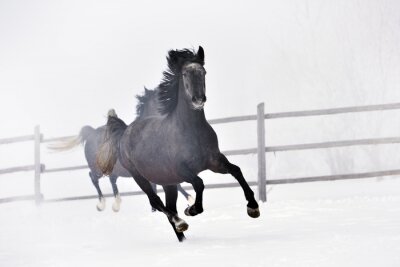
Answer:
[
  {"xmin": 1, "ymin": 1, "xmax": 400, "ymax": 266},
  {"xmin": 1, "ymin": 0, "xmax": 400, "ymax": 199}
]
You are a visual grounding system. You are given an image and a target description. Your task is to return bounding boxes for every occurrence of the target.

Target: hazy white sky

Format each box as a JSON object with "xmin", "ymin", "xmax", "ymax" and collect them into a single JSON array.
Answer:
[
  {"xmin": 1, "ymin": 0, "xmax": 400, "ymax": 192},
  {"xmin": 1, "ymin": 0, "xmax": 399, "ymax": 139}
]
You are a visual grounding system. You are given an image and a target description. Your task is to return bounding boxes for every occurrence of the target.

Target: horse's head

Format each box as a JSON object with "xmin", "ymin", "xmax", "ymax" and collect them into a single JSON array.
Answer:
[
  {"xmin": 158, "ymin": 46, "xmax": 207, "ymax": 114},
  {"xmin": 181, "ymin": 46, "xmax": 207, "ymax": 110}
]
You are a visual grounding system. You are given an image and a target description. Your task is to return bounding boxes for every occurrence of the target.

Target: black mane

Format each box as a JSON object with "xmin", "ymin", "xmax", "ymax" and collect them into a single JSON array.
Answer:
[
  {"xmin": 158, "ymin": 48, "xmax": 204, "ymax": 115},
  {"xmin": 136, "ymin": 88, "xmax": 156, "ymax": 117}
]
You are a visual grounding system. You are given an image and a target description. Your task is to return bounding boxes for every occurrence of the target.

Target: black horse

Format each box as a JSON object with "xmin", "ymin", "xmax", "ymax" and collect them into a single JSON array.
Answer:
[
  {"xmin": 49, "ymin": 108, "xmax": 194, "ymax": 212},
  {"xmin": 97, "ymin": 46, "xmax": 260, "ymax": 242}
]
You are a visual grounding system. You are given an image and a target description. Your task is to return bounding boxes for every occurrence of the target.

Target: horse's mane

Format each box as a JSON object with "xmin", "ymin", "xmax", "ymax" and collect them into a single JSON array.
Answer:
[
  {"xmin": 157, "ymin": 48, "xmax": 204, "ymax": 115},
  {"xmin": 135, "ymin": 88, "xmax": 157, "ymax": 117}
]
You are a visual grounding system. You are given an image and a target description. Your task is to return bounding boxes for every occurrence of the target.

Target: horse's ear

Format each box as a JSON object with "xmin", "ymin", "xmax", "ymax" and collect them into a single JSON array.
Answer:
[
  {"xmin": 197, "ymin": 46, "xmax": 204, "ymax": 63},
  {"xmin": 107, "ymin": 109, "xmax": 117, "ymax": 118}
]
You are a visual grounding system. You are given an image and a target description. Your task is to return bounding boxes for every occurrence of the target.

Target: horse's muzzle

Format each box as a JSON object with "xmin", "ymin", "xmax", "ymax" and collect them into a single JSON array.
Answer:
[{"xmin": 192, "ymin": 95, "xmax": 207, "ymax": 103}]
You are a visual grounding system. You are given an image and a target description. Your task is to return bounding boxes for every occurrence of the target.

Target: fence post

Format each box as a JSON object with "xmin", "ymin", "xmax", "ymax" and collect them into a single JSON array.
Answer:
[
  {"xmin": 257, "ymin": 103, "xmax": 267, "ymax": 202},
  {"xmin": 34, "ymin": 125, "xmax": 43, "ymax": 205}
]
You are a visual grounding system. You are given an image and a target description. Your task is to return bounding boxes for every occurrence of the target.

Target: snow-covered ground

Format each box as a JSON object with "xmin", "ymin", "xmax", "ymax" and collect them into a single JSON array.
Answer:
[{"xmin": 1, "ymin": 177, "xmax": 399, "ymax": 267}]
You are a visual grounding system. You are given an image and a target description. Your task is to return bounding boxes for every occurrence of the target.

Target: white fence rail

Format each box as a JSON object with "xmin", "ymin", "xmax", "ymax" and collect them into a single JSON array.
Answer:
[{"xmin": 1, "ymin": 102, "xmax": 400, "ymax": 204}]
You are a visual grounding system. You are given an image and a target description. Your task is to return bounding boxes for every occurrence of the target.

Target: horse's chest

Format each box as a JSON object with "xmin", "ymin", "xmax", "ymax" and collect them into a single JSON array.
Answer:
[{"xmin": 176, "ymin": 135, "xmax": 213, "ymax": 167}]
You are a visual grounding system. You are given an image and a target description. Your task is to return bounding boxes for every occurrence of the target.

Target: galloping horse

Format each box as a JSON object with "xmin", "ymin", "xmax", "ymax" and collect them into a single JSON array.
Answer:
[{"xmin": 98, "ymin": 46, "xmax": 260, "ymax": 241}]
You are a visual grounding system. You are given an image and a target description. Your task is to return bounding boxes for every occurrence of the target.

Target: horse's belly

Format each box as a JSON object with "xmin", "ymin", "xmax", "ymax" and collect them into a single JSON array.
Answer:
[
  {"xmin": 131, "ymin": 150, "xmax": 183, "ymax": 185},
  {"xmin": 139, "ymin": 167, "xmax": 183, "ymax": 186}
]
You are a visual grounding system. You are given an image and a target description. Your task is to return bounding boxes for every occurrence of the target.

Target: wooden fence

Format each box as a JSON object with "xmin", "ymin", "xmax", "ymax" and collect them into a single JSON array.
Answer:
[{"xmin": 1, "ymin": 102, "xmax": 400, "ymax": 205}]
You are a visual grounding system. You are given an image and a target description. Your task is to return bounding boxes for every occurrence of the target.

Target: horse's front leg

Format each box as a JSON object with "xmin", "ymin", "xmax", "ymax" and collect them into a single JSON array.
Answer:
[
  {"xmin": 163, "ymin": 185, "xmax": 186, "ymax": 242},
  {"xmin": 209, "ymin": 153, "xmax": 260, "ymax": 218},
  {"xmin": 177, "ymin": 184, "xmax": 195, "ymax": 206},
  {"xmin": 126, "ymin": 166, "xmax": 189, "ymax": 240},
  {"xmin": 179, "ymin": 165, "xmax": 204, "ymax": 216}
]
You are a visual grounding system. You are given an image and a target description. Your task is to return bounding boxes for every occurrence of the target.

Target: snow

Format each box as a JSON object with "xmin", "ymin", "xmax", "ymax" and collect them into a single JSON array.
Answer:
[{"xmin": 1, "ymin": 177, "xmax": 399, "ymax": 267}]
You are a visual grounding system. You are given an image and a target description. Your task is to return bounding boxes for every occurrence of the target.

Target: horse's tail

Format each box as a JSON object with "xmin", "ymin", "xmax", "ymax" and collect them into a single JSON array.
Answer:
[
  {"xmin": 96, "ymin": 115, "xmax": 128, "ymax": 176},
  {"xmin": 48, "ymin": 125, "xmax": 95, "ymax": 151}
]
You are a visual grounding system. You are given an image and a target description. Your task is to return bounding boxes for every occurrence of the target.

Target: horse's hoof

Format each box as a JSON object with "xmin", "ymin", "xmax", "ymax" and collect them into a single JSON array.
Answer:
[
  {"xmin": 112, "ymin": 202, "xmax": 120, "ymax": 212},
  {"xmin": 172, "ymin": 217, "xmax": 189, "ymax": 233},
  {"xmin": 176, "ymin": 221, "xmax": 189, "ymax": 233},
  {"xmin": 112, "ymin": 195, "xmax": 121, "ymax": 212},
  {"xmin": 96, "ymin": 198, "xmax": 106, "ymax": 212},
  {"xmin": 184, "ymin": 205, "xmax": 203, "ymax": 216},
  {"xmin": 247, "ymin": 207, "xmax": 260, "ymax": 218}
]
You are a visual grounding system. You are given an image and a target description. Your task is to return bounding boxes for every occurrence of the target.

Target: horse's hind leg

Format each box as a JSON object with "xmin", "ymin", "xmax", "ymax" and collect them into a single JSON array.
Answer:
[
  {"xmin": 177, "ymin": 184, "xmax": 195, "ymax": 206},
  {"xmin": 127, "ymin": 168, "xmax": 189, "ymax": 238},
  {"xmin": 109, "ymin": 175, "xmax": 121, "ymax": 212},
  {"xmin": 163, "ymin": 185, "xmax": 186, "ymax": 242},
  {"xmin": 209, "ymin": 153, "xmax": 260, "ymax": 218},
  {"xmin": 89, "ymin": 171, "xmax": 106, "ymax": 211}
]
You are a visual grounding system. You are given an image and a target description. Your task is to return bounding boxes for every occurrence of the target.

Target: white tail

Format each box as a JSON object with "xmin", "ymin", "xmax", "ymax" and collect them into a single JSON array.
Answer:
[
  {"xmin": 47, "ymin": 136, "xmax": 82, "ymax": 152},
  {"xmin": 47, "ymin": 125, "xmax": 94, "ymax": 152}
]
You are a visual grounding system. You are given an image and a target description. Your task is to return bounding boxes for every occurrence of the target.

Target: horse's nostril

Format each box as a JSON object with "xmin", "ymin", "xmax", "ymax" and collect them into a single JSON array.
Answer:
[{"xmin": 192, "ymin": 95, "xmax": 206, "ymax": 103}]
